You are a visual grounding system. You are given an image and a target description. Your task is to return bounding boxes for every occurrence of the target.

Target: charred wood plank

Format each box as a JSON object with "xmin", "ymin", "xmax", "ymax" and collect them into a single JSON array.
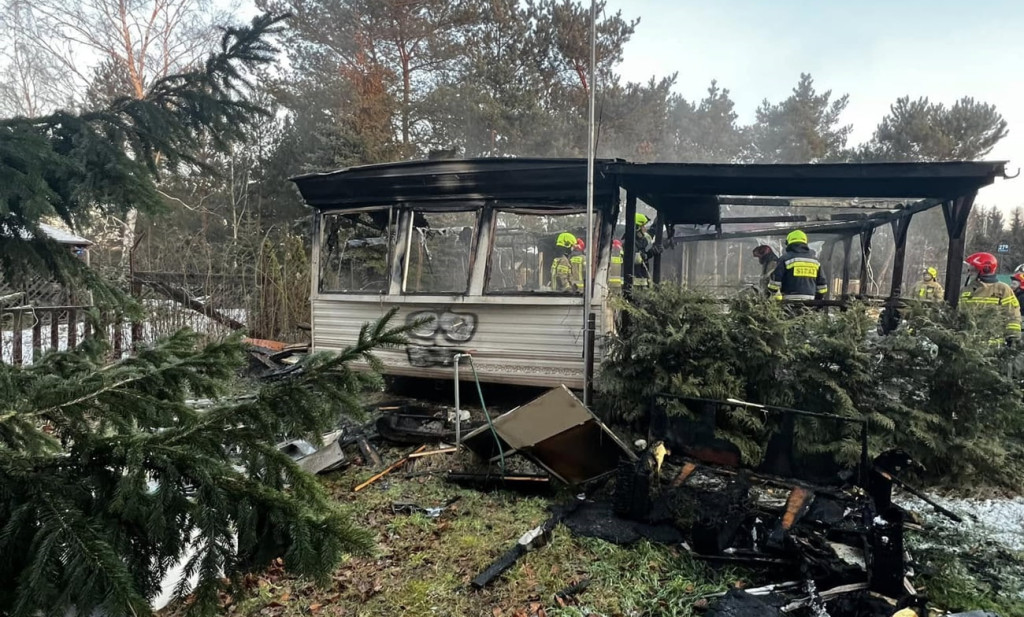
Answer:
[{"xmin": 470, "ymin": 502, "xmax": 578, "ymax": 588}]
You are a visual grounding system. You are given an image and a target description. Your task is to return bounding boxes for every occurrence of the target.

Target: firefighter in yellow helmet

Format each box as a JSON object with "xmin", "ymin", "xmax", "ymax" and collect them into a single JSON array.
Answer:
[
  {"xmin": 911, "ymin": 267, "xmax": 944, "ymax": 301},
  {"xmin": 633, "ymin": 213, "xmax": 655, "ymax": 287},
  {"xmin": 961, "ymin": 252, "xmax": 1021, "ymax": 340},
  {"xmin": 551, "ymin": 232, "xmax": 576, "ymax": 292},
  {"xmin": 767, "ymin": 230, "xmax": 828, "ymax": 301},
  {"xmin": 570, "ymin": 237, "xmax": 586, "ymax": 292}
]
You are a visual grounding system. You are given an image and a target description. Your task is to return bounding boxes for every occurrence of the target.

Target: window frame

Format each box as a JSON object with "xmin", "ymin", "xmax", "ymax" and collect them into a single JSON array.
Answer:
[
  {"xmin": 483, "ymin": 207, "xmax": 601, "ymax": 297},
  {"xmin": 316, "ymin": 206, "xmax": 396, "ymax": 295},
  {"xmin": 400, "ymin": 206, "xmax": 482, "ymax": 296}
]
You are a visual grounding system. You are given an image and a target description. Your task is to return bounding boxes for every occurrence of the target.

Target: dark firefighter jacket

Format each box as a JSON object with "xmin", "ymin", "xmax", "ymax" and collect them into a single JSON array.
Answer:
[{"xmin": 767, "ymin": 243, "xmax": 828, "ymax": 300}]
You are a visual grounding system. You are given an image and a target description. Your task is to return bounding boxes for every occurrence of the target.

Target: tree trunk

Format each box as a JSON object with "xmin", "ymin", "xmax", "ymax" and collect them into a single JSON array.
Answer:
[
  {"xmin": 119, "ymin": 208, "xmax": 138, "ymax": 285},
  {"xmin": 400, "ymin": 46, "xmax": 411, "ymax": 151}
]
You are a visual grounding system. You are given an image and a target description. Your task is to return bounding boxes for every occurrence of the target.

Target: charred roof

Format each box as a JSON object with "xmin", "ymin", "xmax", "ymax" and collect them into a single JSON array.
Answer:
[
  {"xmin": 291, "ymin": 158, "xmax": 621, "ymax": 209},
  {"xmin": 292, "ymin": 158, "xmax": 1009, "ymax": 225}
]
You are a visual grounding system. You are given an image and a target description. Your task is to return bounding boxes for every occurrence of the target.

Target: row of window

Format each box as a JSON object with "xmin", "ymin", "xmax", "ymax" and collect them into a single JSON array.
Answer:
[{"xmin": 318, "ymin": 208, "xmax": 598, "ymax": 295}]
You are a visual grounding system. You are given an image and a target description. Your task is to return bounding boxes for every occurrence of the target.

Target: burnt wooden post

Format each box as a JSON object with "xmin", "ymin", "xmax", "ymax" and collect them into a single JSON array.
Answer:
[
  {"xmin": 622, "ymin": 191, "xmax": 637, "ymax": 297},
  {"xmin": 822, "ymin": 241, "xmax": 837, "ymax": 299},
  {"xmin": 889, "ymin": 214, "xmax": 914, "ymax": 298},
  {"xmin": 841, "ymin": 236, "xmax": 853, "ymax": 297},
  {"xmin": 12, "ymin": 311, "xmax": 23, "ymax": 366},
  {"xmin": 858, "ymin": 228, "xmax": 874, "ymax": 297},
  {"xmin": 652, "ymin": 216, "xmax": 665, "ymax": 284},
  {"xmin": 686, "ymin": 243, "xmax": 698, "ymax": 288},
  {"xmin": 942, "ymin": 195, "xmax": 975, "ymax": 307}
]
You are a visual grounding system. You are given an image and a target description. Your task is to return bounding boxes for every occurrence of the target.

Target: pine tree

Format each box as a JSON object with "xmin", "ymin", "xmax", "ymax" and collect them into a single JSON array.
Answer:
[
  {"xmin": 0, "ymin": 13, "xmax": 286, "ymax": 306},
  {"xmin": 0, "ymin": 12, "xmax": 416, "ymax": 617},
  {"xmin": 0, "ymin": 311, "xmax": 409, "ymax": 617}
]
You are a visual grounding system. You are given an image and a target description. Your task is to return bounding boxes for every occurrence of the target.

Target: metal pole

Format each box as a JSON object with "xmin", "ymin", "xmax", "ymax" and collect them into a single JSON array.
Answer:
[
  {"xmin": 583, "ymin": 0, "xmax": 597, "ymax": 407},
  {"xmin": 453, "ymin": 353, "xmax": 462, "ymax": 446}
]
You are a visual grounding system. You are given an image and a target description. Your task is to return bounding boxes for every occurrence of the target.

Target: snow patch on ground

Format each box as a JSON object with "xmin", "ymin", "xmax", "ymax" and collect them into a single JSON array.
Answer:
[{"xmin": 896, "ymin": 491, "xmax": 1024, "ymax": 552}]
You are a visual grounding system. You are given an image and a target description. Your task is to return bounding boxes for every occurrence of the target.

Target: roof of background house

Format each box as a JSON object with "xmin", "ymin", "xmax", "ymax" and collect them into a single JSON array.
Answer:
[{"xmin": 37, "ymin": 223, "xmax": 92, "ymax": 246}]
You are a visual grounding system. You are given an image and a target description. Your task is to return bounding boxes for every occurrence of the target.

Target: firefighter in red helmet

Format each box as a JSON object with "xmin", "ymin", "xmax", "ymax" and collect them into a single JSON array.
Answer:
[
  {"xmin": 1011, "ymin": 272, "xmax": 1024, "ymax": 317},
  {"xmin": 608, "ymin": 238, "xmax": 624, "ymax": 291},
  {"xmin": 961, "ymin": 252, "xmax": 1021, "ymax": 340}
]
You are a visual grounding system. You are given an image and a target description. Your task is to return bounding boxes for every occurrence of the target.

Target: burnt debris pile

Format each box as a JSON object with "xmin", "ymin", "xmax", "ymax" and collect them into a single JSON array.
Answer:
[{"xmin": 455, "ymin": 388, "xmax": 970, "ymax": 617}]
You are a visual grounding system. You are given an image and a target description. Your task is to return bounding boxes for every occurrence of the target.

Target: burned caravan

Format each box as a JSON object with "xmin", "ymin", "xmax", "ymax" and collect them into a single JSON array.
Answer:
[
  {"xmin": 292, "ymin": 159, "xmax": 622, "ymax": 388},
  {"xmin": 293, "ymin": 157, "xmax": 1008, "ymax": 387}
]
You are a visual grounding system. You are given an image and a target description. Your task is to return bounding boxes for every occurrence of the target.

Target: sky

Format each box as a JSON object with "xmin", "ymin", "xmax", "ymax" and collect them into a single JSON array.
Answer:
[{"xmin": 603, "ymin": 0, "xmax": 1024, "ymax": 211}]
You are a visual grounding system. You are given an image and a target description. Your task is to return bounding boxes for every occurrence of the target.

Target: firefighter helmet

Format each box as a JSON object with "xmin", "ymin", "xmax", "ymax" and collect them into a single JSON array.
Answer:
[
  {"xmin": 555, "ymin": 232, "xmax": 577, "ymax": 248},
  {"xmin": 612, "ymin": 238, "xmax": 623, "ymax": 251},
  {"xmin": 925, "ymin": 266, "xmax": 938, "ymax": 280},
  {"xmin": 965, "ymin": 252, "xmax": 998, "ymax": 276},
  {"xmin": 575, "ymin": 238, "xmax": 585, "ymax": 251},
  {"xmin": 635, "ymin": 213, "xmax": 649, "ymax": 227},
  {"xmin": 786, "ymin": 229, "xmax": 808, "ymax": 245},
  {"xmin": 1012, "ymin": 272, "xmax": 1024, "ymax": 289}
]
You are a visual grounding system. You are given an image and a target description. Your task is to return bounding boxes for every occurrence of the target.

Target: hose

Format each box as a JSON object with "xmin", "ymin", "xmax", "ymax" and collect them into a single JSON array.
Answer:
[{"xmin": 465, "ymin": 355, "xmax": 506, "ymax": 476}]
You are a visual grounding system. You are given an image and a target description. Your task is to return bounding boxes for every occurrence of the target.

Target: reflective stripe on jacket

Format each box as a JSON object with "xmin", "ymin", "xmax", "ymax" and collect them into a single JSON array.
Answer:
[
  {"xmin": 609, "ymin": 254, "xmax": 623, "ymax": 288},
  {"xmin": 912, "ymin": 279, "xmax": 944, "ymax": 301},
  {"xmin": 551, "ymin": 255, "xmax": 573, "ymax": 292},
  {"xmin": 961, "ymin": 276, "xmax": 1022, "ymax": 336},
  {"xmin": 767, "ymin": 243, "xmax": 828, "ymax": 299},
  {"xmin": 570, "ymin": 254, "xmax": 585, "ymax": 290}
]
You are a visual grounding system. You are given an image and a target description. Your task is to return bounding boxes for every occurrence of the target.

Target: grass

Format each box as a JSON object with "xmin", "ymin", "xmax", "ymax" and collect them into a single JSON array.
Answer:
[
  {"xmin": 908, "ymin": 528, "xmax": 1024, "ymax": 617},
  {"xmin": 161, "ymin": 446, "xmax": 1024, "ymax": 617},
  {"xmin": 187, "ymin": 454, "xmax": 740, "ymax": 617}
]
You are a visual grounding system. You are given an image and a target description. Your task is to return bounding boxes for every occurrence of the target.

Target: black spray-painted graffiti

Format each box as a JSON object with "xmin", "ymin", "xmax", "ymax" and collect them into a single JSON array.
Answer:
[{"xmin": 405, "ymin": 309, "xmax": 479, "ymax": 368}]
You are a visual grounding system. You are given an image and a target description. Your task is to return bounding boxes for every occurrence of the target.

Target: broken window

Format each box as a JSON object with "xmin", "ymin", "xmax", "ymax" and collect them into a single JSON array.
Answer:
[
  {"xmin": 486, "ymin": 210, "xmax": 590, "ymax": 294},
  {"xmin": 404, "ymin": 210, "xmax": 478, "ymax": 294},
  {"xmin": 319, "ymin": 209, "xmax": 394, "ymax": 293}
]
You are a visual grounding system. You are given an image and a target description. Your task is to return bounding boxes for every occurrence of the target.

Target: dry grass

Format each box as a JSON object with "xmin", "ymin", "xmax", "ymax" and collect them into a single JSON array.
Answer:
[{"xmin": 195, "ymin": 450, "xmax": 739, "ymax": 617}]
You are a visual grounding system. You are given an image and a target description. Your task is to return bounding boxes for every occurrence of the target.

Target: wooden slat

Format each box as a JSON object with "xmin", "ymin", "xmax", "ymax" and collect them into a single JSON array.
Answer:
[
  {"xmin": 12, "ymin": 312, "xmax": 23, "ymax": 366},
  {"xmin": 50, "ymin": 310, "xmax": 59, "ymax": 350},
  {"xmin": 113, "ymin": 321, "xmax": 123, "ymax": 357},
  {"xmin": 131, "ymin": 321, "xmax": 143, "ymax": 350},
  {"xmin": 67, "ymin": 308, "xmax": 78, "ymax": 348},
  {"xmin": 32, "ymin": 318, "xmax": 42, "ymax": 361}
]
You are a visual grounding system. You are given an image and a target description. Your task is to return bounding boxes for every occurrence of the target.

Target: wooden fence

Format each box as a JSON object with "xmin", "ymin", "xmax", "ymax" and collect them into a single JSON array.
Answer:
[{"xmin": 0, "ymin": 305, "xmax": 146, "ymax": 367}]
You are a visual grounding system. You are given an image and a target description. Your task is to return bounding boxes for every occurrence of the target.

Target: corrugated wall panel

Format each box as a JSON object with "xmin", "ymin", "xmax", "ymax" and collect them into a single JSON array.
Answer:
[{"xmin": 312, "ymin": 298, "xmax": 607, "ymax": 388}]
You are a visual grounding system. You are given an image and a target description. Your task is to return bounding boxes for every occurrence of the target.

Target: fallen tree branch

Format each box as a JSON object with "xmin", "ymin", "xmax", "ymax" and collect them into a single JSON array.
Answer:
[{"xmin": 134, "ymin": 276, "xmax": 245, "ymax": 331}]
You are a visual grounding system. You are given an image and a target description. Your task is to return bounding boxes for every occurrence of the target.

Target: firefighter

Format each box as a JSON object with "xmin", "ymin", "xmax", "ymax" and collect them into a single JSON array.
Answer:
[
  {"xmin": 608, "ymin": 238, "xmax": 624, "ymax": 291},
  {"xmin": 767, "ymin": 230, "xmax": 828, "ymax": 301},
  {"xmin": 911, "ymin": 267, "xmax": 944, "ymax": 301},
  {"xmin": 752, "ymin": 244, "xmax": 778, "ymax": 295},
  {"xmin": 1012, "ymin": 272, "xmax": 1024, "ymax": 316},
  {"xmin": 550, "ymin": 232, "xmax": 576, "ymax": 292},
  {"xmin": 571, "ymin": 237, "xmax": 586, "ymax": 292},
  {"xmin": 633, "ymin": 213, "xmax": 655, "ymax": 287},
  {"xmin": 961, "ymin": 252, "xmax": 1021, "ymax": 340}
]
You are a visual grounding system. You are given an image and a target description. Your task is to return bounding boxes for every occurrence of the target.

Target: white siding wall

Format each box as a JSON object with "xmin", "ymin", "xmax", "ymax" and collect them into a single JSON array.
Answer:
[{"xmin": 312, "ymin": 296, "xmax": 606, "ymax": 388}]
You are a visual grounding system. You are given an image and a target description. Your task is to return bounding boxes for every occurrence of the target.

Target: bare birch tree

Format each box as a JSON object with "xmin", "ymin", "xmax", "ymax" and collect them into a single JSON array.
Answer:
[{"xmin": 0, "ymin": 0, "xmax": 232, "ymax": 282}]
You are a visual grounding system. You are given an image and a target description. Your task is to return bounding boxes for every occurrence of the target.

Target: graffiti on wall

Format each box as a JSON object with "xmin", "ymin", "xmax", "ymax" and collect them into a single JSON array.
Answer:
[{"xmin": 405, "ymin": 309, "xmax": 478, "ymax": 367}]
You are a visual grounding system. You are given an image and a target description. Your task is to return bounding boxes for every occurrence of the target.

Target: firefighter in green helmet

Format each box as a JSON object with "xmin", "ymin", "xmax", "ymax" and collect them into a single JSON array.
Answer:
[
  {"xmin": 551, "ymin": 232, "xmax": 577, "ymax": 292},
  {"xmin": 633, "ymin": 213, "xmax": 655, "ymax": 287},
  {"xmin": 767, "ymin": 229, "xmax": 828, "ymax": 301}
]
